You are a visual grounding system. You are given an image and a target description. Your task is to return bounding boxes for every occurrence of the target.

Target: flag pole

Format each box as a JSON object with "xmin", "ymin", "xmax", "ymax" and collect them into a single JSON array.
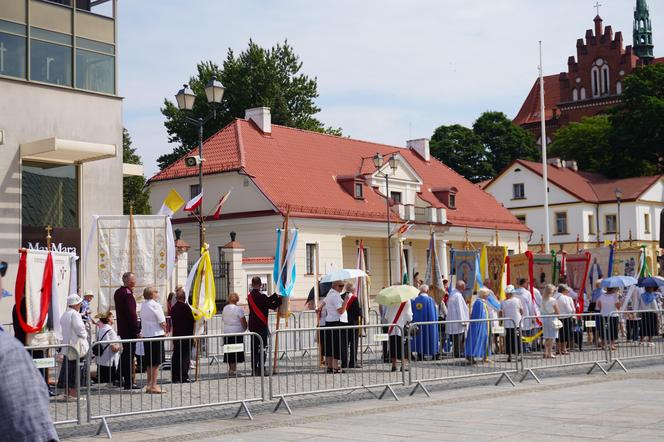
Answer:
[
  {"xmin": 539, "ymin": 41, "xmax": 551, "ymax": 254},
  {"xmin": 273, "ymin": 207, "xmax": 290, "ymax": 374},
  {"xmin": 129, "ymin": 205, "xmax": 135, "ymax": 273}
]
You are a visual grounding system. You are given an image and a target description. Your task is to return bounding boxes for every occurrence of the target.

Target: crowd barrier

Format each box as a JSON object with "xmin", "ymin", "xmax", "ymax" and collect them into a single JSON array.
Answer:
[
  {"xmin": 407, "ymin": 318, "xmax": 519, "ymax": 397},
  {"xmin": 269, "ymin": 324, "xmax": 406, "ymax": 414},
  {"xmin": 606, "ymin": 309, "xmax": 664, "ymax": 372}
]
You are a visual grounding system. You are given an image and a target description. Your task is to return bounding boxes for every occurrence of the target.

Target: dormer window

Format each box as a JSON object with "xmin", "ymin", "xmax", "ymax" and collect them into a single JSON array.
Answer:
[
  {"xmin": 390, "ymin": 191, "xmax": 402, "ymax": 204},
  {"xmin": 448, "ymin": 193, "xmax": 456, "ymax": 209},
  {"xmin": 431, "ymin": 186, "xmax": 457, "ymax": 210},
  {"xmin": 337, "ymin": 175, "xmax": 365, "ymax": 200},
  {"xmin": 354, "ymin": 182, "xmax": 363, "ymax": 199}
]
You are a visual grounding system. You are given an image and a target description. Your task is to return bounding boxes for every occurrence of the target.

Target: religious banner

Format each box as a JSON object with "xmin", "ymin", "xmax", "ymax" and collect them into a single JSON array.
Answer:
[
  {"xmin": 480, "ymin": 245, "xmax": 506, "ymax": 300},
  {"xmin": 613, "ymin": 247, "xmax": 642, "ymax": 278},
  {"xmin": 89, "ymin": 215, "xmax": 174, "ymax": 313},
  {"xmin": 450, "ymin": 249, "xmax": 478, "ymax": 298},
  {"xmin": 506, "ymin": 252, "xmax": 532, "ymax": 291},
  {"xmin": 565, "ymin": 252, "xmax": 591, "ymax": 312},
  {"xmin": 585, "ymin": 246, "xmax": 613, "ymax": 291},
  {"xmin": 531, "ymin": 252, "xmax": 557, "ymax": 290},
  {"xmin": 424, "ymin": 232, "xmax": 445, "ymax": 306}
]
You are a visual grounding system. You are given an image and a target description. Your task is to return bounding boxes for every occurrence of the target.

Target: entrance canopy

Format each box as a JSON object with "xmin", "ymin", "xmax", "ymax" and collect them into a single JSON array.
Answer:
[{"xmin": 20, "ymin": 137, "xmax": 116, "ymax": 164}]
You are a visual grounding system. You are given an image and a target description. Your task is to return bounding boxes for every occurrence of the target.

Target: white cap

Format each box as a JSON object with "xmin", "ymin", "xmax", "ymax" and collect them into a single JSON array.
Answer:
[
  {"xmin": 84, "ymin": 290, "xmax": 94, "ymax": 297},
  {"xmin": 67, "ymin": 294, "xmax": 83, "ymax": 306},
  {"xmin": 505, "ymin": 285, "xmax": 516, "ymax": 294}
]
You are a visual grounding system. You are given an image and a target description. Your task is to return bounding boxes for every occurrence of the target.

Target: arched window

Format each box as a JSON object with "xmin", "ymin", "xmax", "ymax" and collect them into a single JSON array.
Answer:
[
  {"xmin": 591, "ymin": 66, "xmax": 600, "ymax": 97},
  {"xmin": 580, "ymin": 87, "xmax": 586, "ymax": 99},
  {"xmin": 572, "ymin": 88, "xmax": 579, "ymax": 101},
  {"xmin": 616, "ymin": 81, "xmax": 622, "ymax": 95},
  {"xmin": 601, "ymin": 65, "xmax": 610, "ymax": 94}
]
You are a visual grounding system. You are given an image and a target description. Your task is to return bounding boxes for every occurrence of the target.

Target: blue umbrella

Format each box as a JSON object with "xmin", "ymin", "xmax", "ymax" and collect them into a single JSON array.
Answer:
[
  {"xmin": 637, "ymin": 276, "xmax": 664, "ymax": 288},
  {"xmin": 600, "ymin": 276, "xmax": 638, "ymax": 289}
]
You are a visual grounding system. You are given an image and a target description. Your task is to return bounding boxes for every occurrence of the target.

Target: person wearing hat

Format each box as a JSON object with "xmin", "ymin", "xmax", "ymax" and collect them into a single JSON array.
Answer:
[
  {"xmin": 60, "ymin": 293, "xmax": 90, "ymax": 399},
  {"xmin": 95, "ymin": 311, "xmax": 121, "ymax": 385},
  {"xmin": 0, "ymin": 260, "xmax": 58, "ymax": 441},
  {"xmin": 81, "ymin": 290, "xmax": 95, "ymax": 322},
  {"xmin": 499, "ymin": 285, "xmax": 523, "ymax": 362}
]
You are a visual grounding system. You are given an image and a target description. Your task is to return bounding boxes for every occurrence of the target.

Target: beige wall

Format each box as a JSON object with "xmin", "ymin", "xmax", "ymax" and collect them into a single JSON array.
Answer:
[{"xmin": 0, "ymin": 79, "xmax": 123, "ymax": 323}]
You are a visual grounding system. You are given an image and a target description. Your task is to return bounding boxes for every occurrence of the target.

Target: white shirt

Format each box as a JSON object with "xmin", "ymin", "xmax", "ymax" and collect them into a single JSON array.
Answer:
[
  {"xmin": 501, "ymin": 298, "xmax": 523, "ymax": 328},
  {"xmin": 446, "ymin": 289, "xmax": 469, "ymax": 335},
  {"xmin": 598, "ymin": 293, "xmax": 619, "ymax": 317},
  {"xmin": 556, "ymin": 294, "xmax": 576, "ymax": 317},
  {"xmin": 384, "ymin": 301, "xmax": 413, "ymax": 336},
  {"xmin": 533, "ymin": 288, "xmax": 542, "ymax": 308},
  {"xmin": 514, "ymin": 287, "xmax": 537, "ymax": 330},
  {"xmin": 60, "ymin": 308, "xmax": 89, "ymax": 356},
  {"xmin": 96, "ymin": 324, "xmax": 119, "ymax": 367},
  {"xmin": 222, "ymin": 304, "xmax": 246, "ymax": 333},
  {"xmin": 324, "ymin": 289, "xmax": 348, "ymax": 323},
  {"xmin": 140, "ymin": 299, "xmax": 166, "ymax": 337}
]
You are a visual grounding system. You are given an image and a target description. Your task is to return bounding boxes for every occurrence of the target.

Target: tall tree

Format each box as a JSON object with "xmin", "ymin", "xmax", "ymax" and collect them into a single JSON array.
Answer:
[
  {"xmin": 159, "ymin": 40, "xmax": 341, "ymax": 170},
  {"xmin": 472, "ymin": 111, "xmax": 539, "ymax": 173},
  {"xmin": 123, "ymin": 129, "xmax": 151, "ymax": 215},
  {"xmin": 549, "ymin": 115, "xmax": 613, "ymax": 173},
  {"xmin": 609, "ymin": 63, "xmax": 664, "ymax": 177},
  {"xmin": 430, "ymin": 124, "xmax": 494, "ymax": 183}
]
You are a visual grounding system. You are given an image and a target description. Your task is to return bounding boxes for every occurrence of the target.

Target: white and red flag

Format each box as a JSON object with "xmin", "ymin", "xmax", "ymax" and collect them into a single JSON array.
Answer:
[
  {"xmin": 211, "ymin": 190, "xmax": 232, "ymax": 219},
  {"xmin": 184, "ymin": 191, "xmax": 203, "ymax": 212}
]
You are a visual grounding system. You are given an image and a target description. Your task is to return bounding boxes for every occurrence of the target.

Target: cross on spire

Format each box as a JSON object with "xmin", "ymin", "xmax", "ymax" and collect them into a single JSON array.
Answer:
[{"xmin": 594, "ymin": 1, "xmax": 602, "ymax": 16}]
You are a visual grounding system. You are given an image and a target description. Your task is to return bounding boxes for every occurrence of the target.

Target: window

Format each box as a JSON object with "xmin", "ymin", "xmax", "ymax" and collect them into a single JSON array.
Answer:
[
  {"xmin": 591, "ymin": 59, "xmax": 609, "ymax": 97},
  {"xmin": 580, "ymin": 87, "xmax": 587, "ymax": 99},
  {"xmin": 572, "ymin": 88, "xmax": 579, "ymax": 101},
  {"xmin": 554, "ymin": 212, "xmax": 568, "ymax": 234},
  {"xmin": 616, "ymin": 81, "xmax": 622, "ymax": 95},
  {"xmin": 515, "ymin": 215, "xmax": 526, "ymax": 224},
  {"xmin": 601, "ymin": 65, "xmax": 610, "ymax": 94},
  {"xmin": 189, "ymin": 184, "xmax": 201, "ymax": 214},
  {"xmin": 448, "ymin": 193, "xmax": 456, "ymax": 209},
  {"xmin": 592, "ymin": 66, "xmax": 600, "ymax": 97},
  {"xmin": 588, "ymin": 214, "xmax": 595, "ymax": 235},
  {"xmin": 0, "ymin": 20, "xmax": 27, "ymax": 79},
  {"xmin": 644, "ymin": 213, "xmax": 651, "ymax": 234},
  {"xmin": 354, "ymin": 182, "xmax": 363, "ymax": 199},
  {"xmin": 605, "ymin": 214, "xmax": 617, "ymax": 233},
  {"xmin": 512, "ymin": 183, "xmax": 525, "ymax": 199},
  {"xmin": 390, "ymin": 191, "xmax": 402, "ymax": 204},
  {"xmin": 75, "ymin": 37, "xmax": 115, "ymax": 94},
  {"xmin": 22, "ymin": 161, "xmax": 78, "ymax": 228},
  {"xmin": 305, "ymin": 243, "xmax": 316, "ymax": 274},
  {"xmin": 30, "ymin": 27, "xmax": 72, "ymax": 86}
]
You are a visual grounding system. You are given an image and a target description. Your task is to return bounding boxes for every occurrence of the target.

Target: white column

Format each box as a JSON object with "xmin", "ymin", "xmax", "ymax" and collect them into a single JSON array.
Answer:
[
  {"xmin": 221, "ymin": 246, "xmax": 247, "ymax": 301},
  {"xmin": 439, "ymin": 239, "xmax": 449, "ymax": 278}
]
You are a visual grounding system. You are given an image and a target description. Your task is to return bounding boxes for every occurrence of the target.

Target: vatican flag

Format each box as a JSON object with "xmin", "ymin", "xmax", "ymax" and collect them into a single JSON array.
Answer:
[{"xmin": 157, "ymin": 189, "xmax": 185, "ymax": 217}]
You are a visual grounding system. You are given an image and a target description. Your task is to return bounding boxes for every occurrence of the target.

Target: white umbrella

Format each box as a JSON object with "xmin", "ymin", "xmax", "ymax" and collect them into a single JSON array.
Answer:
[{"xmin": 320, "ymin": 269, "xmax": 367, "ymax": 283}]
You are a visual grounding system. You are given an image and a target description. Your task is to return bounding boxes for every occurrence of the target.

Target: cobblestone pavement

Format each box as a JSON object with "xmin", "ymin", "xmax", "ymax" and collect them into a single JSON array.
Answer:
[{"xmin": 59, "ymin": 360, "xmax": 664, "ymax": 441}]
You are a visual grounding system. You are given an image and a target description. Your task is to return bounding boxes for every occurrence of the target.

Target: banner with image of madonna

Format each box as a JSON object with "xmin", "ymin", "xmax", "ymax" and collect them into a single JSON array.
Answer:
[{"xmin": 450, "ymin": 249, "xmax": 479, "ymax": 298}]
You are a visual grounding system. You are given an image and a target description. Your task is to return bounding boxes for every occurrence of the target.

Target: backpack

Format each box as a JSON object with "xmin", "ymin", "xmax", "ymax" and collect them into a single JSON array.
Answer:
[{"xmin": 92, "ymin": 330, "xmax": 111, "ymax": 357}]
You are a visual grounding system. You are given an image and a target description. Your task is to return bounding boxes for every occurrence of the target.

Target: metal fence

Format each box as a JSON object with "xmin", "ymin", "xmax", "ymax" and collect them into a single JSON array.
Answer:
[
  {"xmin": 605, "ymin": 309, "xmax": 664, "ymax": 372},
  {"xmin": 407, "ymin": 318, "xmax": 519, "ymax": 397},
  {"xmin": 269, "ymin": 324, "xmax": 406, "ymax": 414}
]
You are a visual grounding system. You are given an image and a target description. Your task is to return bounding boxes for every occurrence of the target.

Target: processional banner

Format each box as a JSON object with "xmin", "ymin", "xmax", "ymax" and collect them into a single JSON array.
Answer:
[
  {"xmin": 481, "ymin": 246, "xmax": 506, "ymax": 300},
  {"xmin": 613, "ymin": 247, "xmax": 642, "ymax": 278},
  {"xmin": 90, "ymin": 215, "xmax": 173, "ymax": 313},
  {"xmin": 450, "ymin": 250, "xmax": 478, "ymax": 298},
  {"xmin": 585, "ymin": 246, "xmax": 613, "ymax": 291},
  {"xmin": 531, "ymin": 252, "xmax": 557, "ymax": 290},
  {"xmin": 565, "ymin": 252, "xmax": 591, "ymax": 311},
  {"xmin": 506, "ymin": 252, "xmax": 531, "ymax": 289}
]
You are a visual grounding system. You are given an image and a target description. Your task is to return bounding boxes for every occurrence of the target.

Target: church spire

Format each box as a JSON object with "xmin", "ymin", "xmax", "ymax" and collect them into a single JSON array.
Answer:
[{"xmin": 634, "ymin": 0, "xmax": 654, "ymax": 63}]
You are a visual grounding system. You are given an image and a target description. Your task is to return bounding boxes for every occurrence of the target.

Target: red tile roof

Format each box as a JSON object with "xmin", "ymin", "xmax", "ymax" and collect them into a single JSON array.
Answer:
[
  {"xmin": 150, "ymin": 120, "xmax": 529, "ymax": 232},
  {"xmin": 510, "ymin": 160, "xmax": 661, "ymax": 202},
  {"xmin": 513, "ymin": 75, "xmax": 561, "ymax": 126}
]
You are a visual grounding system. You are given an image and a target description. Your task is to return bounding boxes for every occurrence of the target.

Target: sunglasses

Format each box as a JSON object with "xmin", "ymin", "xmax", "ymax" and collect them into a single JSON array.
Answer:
[{"xmin": 0, "ymin": 261, "xmax": 7, "ymax": 277}]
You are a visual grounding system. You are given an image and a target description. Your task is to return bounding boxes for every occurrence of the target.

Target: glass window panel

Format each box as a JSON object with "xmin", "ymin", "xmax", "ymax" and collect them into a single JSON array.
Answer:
[
  {"xmin": 30, "ymin": 27, "xmax": 72, "ymax": 46},
  {"xmin": 22, "ymin": 162, "xmax": 78, "ymax": 229},
  {"xmin": 0, "ymin": 32, "xmax": 26, "ymax": 78},
  {"xmin": 0, "ymin": 19, "xmax": 26, "ymax": 35},
  {"xmin": 30, "ymin": 39, "xmax": 72, "ymax": 86},
  {"xmin": 76, "ymin": 48, "xmax": 114, "ymax": 93},
  {"xmin": 76, "ymin": 37, "xmax": 114, "ymax": 54}
]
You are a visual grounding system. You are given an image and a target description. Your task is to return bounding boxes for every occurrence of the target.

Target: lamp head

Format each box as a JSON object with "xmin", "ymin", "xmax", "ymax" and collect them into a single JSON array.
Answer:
[
  {"xmin": 388, "ymin": 155, "xmax": 398, "ymax": 172},
  {"xmin": 175, "ymin": 84, "xmax": 196, "ymax": 111},
  {"xmin": 615, "ymin": 188, "xmax": 623, "ymax": 200},
  {"xmin": 372, "ymin": 153, "xmax": 383, "ymax": 169},
  {"xmin": 205, "ymin": 76, "xmax": 225, "ymax": 104}
]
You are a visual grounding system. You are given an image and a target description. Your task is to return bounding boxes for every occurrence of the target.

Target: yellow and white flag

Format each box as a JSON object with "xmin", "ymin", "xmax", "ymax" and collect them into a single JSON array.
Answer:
[{"xmin": 157, "ymin": 189, "xmax": 185, "ymax": 217}]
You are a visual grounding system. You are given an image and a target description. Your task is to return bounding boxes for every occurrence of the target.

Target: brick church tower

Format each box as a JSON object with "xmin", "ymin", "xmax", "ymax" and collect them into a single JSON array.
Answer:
[{"xmin": 514, "ymin": 0, "xmax": 661, "ymax": 143}]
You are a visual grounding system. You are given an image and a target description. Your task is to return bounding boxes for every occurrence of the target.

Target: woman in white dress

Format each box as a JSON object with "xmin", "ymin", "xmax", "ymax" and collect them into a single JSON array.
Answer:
[
  {"xmin": 540, "ymin": 285, "xmax": 560, "ymax": 359},
  {"xmin": 140, "ymin": 287, "xmax": 168, "ymax": 394},
  {"xmin": 95, "ymin": 311, "xmax": 121, "ymax": 385},
  {"xmin": 221, "ymin": 292, "xmax": 247, "ymax": 376}
]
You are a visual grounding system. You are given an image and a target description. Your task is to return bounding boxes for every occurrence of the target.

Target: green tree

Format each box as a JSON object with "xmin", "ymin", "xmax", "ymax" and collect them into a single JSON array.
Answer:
[
  {"xmin": 549, "ymin": 115, "xmax": 613, "ymax": 173},
  {"xmin": 472, "ymin": 111, "xmax": 539, "ymax": 173},
  {"xmin": 158, "ymin": 40, "xmax": 341, "ymax": 170},
  {"xmin": 609, "ymin": 63, "xmax": 664, "ymax": 177},
  {"xmin": 123, "ymin": 128, "xmax": 151, "ymax": 215},
  {"xmin": 430, "ymin": 124, "xmax": 494, "ymax": 182}
]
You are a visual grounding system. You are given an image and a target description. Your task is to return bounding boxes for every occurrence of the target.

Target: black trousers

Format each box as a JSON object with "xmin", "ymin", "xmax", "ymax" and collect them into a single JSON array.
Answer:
[
  {"xmin": 342, "ymin": 327, "xmax": 359, "ymax": 368},
  {"xmin": 505, "ymin": 327, "xmax": 519, "ymax": 355},
  {"xmin": 171, "ymin": 339, "xmax": 192, "ymax": 382},
  {"xmin": 251, "ymin": 331, "xmax": 268, "ymax": 375},
  {"xmin": 120, "ymin": 341, "xmax": 136, "ymax": 388},
  {"xmin": 450, "ymin": 333, "xmax": 465, "ymax": 358}
]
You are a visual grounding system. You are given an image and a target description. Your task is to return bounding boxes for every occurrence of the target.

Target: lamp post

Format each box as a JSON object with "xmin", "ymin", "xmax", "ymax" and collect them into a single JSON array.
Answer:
[
  {"xmin": 174, "ymin": 77, "xmax": 225, "ymax": 256},
  {"xmin": 615, "ymin": 188, "xmax": 623, "ymax": 246},
  {"xmin": 373, "ymin": 153, "xmax": 398, "ymax": 284}
]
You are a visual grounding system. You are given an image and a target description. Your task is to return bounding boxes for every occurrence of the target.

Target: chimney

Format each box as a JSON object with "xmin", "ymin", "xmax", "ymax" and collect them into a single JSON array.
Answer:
[
  {"xmin": 547, "ymin": 157, "xmax": 562, "ymax": 168},
  {"xmin": 245, "ymin": 107, "xmax": 271, "ymax": 134},
  {"xmin": 407, "ymin": 138, "xmax": 430, "ymax": 161},
  {"xmin": 567, "ymin": 160, "xmax": 579, "ymax": 172}
]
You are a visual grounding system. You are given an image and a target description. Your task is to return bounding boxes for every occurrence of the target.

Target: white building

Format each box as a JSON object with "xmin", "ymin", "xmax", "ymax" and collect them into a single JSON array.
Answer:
[
  {"xmin": 148, "ymin": 108, "xmax": 530, "ymax": 305},
  {"xmin": 0, "ymin": 0, "xmax": 128, "ymax": 323},
  {"xmin": 483, "ymin": 158, "xmax": 663, "ymax": 264}
]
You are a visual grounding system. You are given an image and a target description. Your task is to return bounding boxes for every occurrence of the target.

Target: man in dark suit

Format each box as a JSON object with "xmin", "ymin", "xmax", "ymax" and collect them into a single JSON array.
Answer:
[
  {"xmin": 247, "ymin": 276, "xmax": 281, "ymax": 376},
  {"xmin": 171, "ymin": 287, "xmax": 195, "ymax": 383},
  {"xmin": 114, "ymin": 272, "xmax": 141, "ymax": 390}
]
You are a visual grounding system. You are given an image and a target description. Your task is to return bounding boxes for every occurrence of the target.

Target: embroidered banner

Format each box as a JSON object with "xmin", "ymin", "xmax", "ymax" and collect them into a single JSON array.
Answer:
[
  {"xmin": 531, "ymin": 252, "xmax": 557, "ymax": 290},
  {"xmin": 483, "ymin": 246, "xmax": 506, "ymax": 300},
  {"xmin": 506, "ymin": 252, "xmax": 531, "ymax": 287},
  {"xmin": 585, "ymin": 247, "xmax": 612, "ymax": 291},
  {"xmin": 613, "ymin": 248, "xmax": 641, "ymax": 278},
  {"xmin": 451, "ymin": 250, "xmax": 478, "ymax": 298},
  {"xmin": 565, "ymin": 252, "xmax": 591, "ymax": 311}
]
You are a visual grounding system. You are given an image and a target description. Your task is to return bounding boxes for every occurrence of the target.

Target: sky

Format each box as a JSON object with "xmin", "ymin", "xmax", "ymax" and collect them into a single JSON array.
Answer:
[{"xmin": 118, "ymin": 0, "xmax": 662, "ymax": 178}]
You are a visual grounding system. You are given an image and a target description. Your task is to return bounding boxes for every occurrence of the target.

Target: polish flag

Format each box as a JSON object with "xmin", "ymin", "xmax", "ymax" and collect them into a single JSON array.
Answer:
[
  {"xmin": 184, "ymin": 191, "xmax": 203, "ymax": 212},
  {"xmin": 212, "ymin": 190, "xmax": 232, "ymax": 219}
]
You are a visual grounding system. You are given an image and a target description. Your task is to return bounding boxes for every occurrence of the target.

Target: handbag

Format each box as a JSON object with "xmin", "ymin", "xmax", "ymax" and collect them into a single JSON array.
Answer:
[
  {"xmin": 92, "ymin": 330, "xmax": 111, "ymax": 357},
  {"xmin": 553, "ymin": 319, "xmax": 563, "ymax": 329}
]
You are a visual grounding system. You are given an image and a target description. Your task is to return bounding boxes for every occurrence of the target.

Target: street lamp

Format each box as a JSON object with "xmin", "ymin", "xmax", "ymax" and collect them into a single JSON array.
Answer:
[
  {"xmin": 615, "ymin": 188, "xmax": 623, "ymax": 246},
  {"xmin": 373, "ymin": 152, "xmax": 399, "ymax": 284},
  {"xmin": 174, "ymin": 76, "xmax": 226, "ymax": 256}
]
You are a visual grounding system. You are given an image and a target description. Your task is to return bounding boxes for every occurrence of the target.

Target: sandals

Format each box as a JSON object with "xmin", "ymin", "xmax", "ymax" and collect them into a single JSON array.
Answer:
[{"xmin": 333, "ymin": 368, "xmax": 345, "ymax": 374}]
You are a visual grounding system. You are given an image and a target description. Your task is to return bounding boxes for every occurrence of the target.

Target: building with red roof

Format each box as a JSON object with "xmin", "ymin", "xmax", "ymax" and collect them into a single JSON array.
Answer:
[
  {"xmin": 148, "ymin": 108, "xmax": 530, "ymax": 302},
  {"xmin": 514, "ymin": 1, "xmax": 662, "ymax": 143},
  {"xmin": 482, "ymin": 158, "xmax": 662, "ymax": 264}
]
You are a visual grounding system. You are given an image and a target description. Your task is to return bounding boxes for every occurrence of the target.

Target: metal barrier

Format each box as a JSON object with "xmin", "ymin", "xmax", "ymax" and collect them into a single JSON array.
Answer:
[
  {"xmin": 407, "ymin": 318, "xmax": 518, "ymax": 397},
  {"xmin": 25, "ymin": 343, "xmax": 82, "ymax": 426},
  {"xmin": 297, "ymin": 310, "xmax": 319, "ymax": 356},
  {"xmin": 518, "ymin": 313, "xmax": 610, "ymax": 383},
  {"xmin": 269, "ymin": 324, "xmax": 406, "ymax": 414},
  {"xmin": 606, "ymin": 309, "xmax": 664, "ymax": 372},
  {"xmin": 87, "ymin": 332, "xmax": 265, "ymax": 438}
]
